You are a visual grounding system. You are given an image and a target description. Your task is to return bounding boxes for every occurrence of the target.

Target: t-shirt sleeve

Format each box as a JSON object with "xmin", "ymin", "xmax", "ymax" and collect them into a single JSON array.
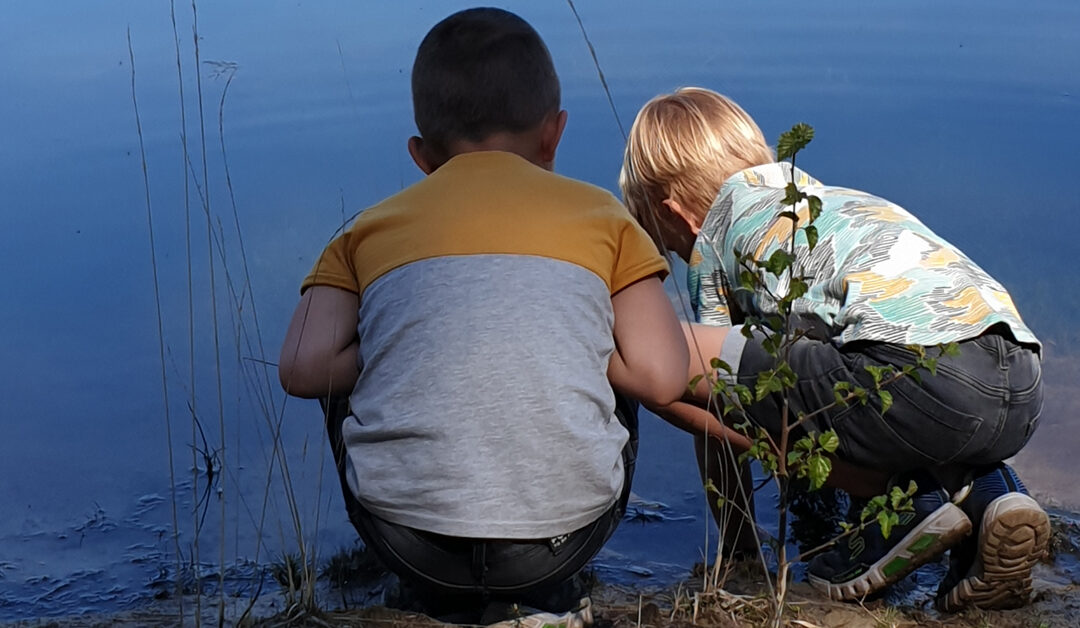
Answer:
[
  {"xmin": 300, "ymin": 230, "xmax": 359, "ymax": 295},
  {"xmin": 609, "ymin": 212, "xmax": 670, "ymax": 294}
]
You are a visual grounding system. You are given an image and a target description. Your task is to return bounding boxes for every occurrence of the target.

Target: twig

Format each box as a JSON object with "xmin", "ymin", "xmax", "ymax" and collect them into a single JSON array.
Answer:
[{"xmin": 565, "ymin": 0, "xmax": 625, "ymax": 140}]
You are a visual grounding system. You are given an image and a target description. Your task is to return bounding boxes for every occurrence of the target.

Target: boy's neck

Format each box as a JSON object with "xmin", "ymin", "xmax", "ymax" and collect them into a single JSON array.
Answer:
[
  {"xmin": 410, "ymin": 110, "xmax": 567, "ymax": 175},
  {"xmin": 445, "ymin": 131, "xmax": 550, "ymax": 170}
]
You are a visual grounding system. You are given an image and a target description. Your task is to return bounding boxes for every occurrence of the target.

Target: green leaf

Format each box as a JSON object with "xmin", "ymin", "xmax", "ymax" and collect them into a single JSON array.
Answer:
[
  {"xmin": 925, "ymin": 358, "xmax": 939, "ymax": 376},
  {"xmin": 777, "ymin": 362, "xmax": 798, "ymax": 388},
  {"xmin": 761, "ymin": 333, "xmax": 780, "ymax": 357},
  {"xmin": 889, "ymin": 484, "xmax": 913, "ymax": 510},
  {"xmin": 739, "ymin": 270, "xmax": 757, "ymax": 291},
  {"xmin": 879, "ymin": 389, "xmax": 893, "ymax": 414},
  {"xmin": 807, "ymin": 454, "xmax": 832, "ymax": 490},
  {"xmin": 787, "ymin": 450, "xmax": 804, "ymax": 465},
  {"xmin": 711, "ymin": 379, "xmax": 727, "ymax": 396},
  {"xmin": 940, "ymin": 342, "xmax": 960, "ymax": 358},
  {"xmin": 807, "ymin": 195, "xmax": 823, "ymax": 222},
  {"xmin": 877, "ymin": 510, "xmax": 898, "ymax": 539},
  {"xmin": 776, "ymin": 122, "xmax": 815, "ymax": 162},
  {"xmin": 763, "ymin": 249, "xmax": 795, "ymax": 277},
  {"xmin": 861, "ymin": 495, "xmax": 887, "ymax": 522},
  {"xmin": 818, "ymin": 430, "xmax": 840, "ymax": 453},
  {"xmin": 762, "ymin": 451, "xmax": 778, "ymax": 473},
  {"xmin": 755, "ymin": 369, "xmax": 784, "ymax": 401},
  {"xmin": 832, "ymin": 381, "xmax": 851, "ymax": 407},
  {"xmin": 688, "ymin": 374, "xmax": 703, "ymax": 392},
  {"xmin": 804, "ymin": 225, "xmax": 818, "ymax": 251},
  {"xmin": 733, "ymin": 384, "xmax": 753, "ymax": 406},
  {"xmin": 709, "ymin": 357, "xmax": 732, "ymax": 374},
  {"xmin": 781, "ymin": 183, "xmax": 805, "ymax": 207},
  {"xmin": 779, "ymin": 210, "xmax": 800, "ymax": 223},
  {"xmin": 794, "ymin": 436, "xmax": 814, "ymax": 452},
  {"xmin": 788, "ymin": 277, "xmax": 809, "ymax": 301},
  {"xmin": 864, "ymin": 364, "xmax": 887, "ymax": 385}
]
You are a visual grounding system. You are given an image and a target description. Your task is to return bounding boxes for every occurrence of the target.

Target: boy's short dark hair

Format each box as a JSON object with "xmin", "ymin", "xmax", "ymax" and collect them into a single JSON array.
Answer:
[{"xmin": 412, "ymin": 7, "xmax": 560, "ymax": 158}]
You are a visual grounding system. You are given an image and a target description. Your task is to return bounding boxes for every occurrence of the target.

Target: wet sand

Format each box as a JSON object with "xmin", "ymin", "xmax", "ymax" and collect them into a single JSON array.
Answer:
[
  {"xmin": 16, "ymin": 503, "xmax": 1080, "ymax": 628},
  {"xmin": 1013, "ymin": 350, "xmax": 1080, "ymax": 511}
]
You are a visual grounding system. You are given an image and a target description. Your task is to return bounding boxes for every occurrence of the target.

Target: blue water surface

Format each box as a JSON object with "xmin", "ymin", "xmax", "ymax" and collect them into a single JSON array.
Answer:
[{"xmin": 1, "ymin": 0, "xmax": 1077, "ymax": 621}]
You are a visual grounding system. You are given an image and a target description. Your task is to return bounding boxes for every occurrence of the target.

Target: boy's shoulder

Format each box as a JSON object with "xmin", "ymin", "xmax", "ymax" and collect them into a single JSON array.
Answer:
[
  {"xmin": 445, "ymin": 151, "xmax": 624, "ymax": 209},
  {"xmin": 354, "ymin": 151, "xmax": 628, "ymax": 228}
]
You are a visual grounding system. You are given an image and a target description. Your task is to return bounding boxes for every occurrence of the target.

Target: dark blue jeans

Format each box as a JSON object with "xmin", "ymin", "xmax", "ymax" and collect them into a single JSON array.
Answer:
[{"xmin": 736, "ymin": 325, "xmax": 1042, "ymax": 475}]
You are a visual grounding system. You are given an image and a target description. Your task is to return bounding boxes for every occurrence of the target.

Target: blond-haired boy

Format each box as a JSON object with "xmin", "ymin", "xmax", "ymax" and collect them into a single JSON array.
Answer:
[{"xmin": 621, "ymin": 87, "xmax": 1049, "ymax": 610}]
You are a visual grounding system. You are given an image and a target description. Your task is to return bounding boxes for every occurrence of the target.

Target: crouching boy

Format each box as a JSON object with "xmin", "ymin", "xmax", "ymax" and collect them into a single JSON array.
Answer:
[
  {"xmin": 619, "ymin": 87, "xmax": 1049, "ymax": 610},
  {"xmin": 277, "ymin": 8, "xmax": 688, "ymax": 622}
]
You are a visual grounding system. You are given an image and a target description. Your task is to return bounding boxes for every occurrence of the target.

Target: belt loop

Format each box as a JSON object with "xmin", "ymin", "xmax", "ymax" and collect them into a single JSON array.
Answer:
[{"xmin": 471, "ymin": 541, "xmax": 490, "ymax": 600}]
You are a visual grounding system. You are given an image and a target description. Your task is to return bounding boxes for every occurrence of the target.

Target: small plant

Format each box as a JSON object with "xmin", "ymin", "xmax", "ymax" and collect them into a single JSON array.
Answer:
[{"xmin": 694, "ymin": 123, "xmax": 959, "ymax": 625}]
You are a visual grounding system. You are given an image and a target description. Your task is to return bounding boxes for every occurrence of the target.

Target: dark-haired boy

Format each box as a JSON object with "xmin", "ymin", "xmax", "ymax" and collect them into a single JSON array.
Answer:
[{"xmin": 278, "ymin": 7, "xmax": 688, "ymax": 620}]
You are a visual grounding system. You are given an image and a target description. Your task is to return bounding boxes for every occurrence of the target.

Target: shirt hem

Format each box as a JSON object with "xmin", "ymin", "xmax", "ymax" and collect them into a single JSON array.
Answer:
[{"xmin": 355, "ymin": 494, "xmax": 620, "ymax": 540}]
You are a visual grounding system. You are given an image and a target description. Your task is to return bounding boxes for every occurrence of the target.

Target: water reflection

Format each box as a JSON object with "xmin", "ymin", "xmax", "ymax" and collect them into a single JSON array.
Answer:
[{"xmin": 1, "ymin": 0, "xmax": 1077, "ymax": 620}]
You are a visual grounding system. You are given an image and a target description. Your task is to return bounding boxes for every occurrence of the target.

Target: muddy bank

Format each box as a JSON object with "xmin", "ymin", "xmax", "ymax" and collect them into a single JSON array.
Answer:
[
  {"xmin": 1013, "ymin": 350, "xmax": 1080, "ymax": 513},
  {"xmin": 15, "ymin": 509, "xmax": 1080, "ymax": 627}
]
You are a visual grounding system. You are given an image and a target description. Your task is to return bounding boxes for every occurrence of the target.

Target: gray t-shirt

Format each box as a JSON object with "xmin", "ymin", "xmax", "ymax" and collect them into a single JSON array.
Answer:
[{"xmin": 303, "ymin": 152, "xmax": 668, "ymax": 538}]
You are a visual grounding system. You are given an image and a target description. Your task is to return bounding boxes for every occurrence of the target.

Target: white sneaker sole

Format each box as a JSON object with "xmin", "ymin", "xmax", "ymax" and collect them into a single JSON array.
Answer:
[
  {"xmin": 485, "ymin": 598, "xmax": 593, "ymax": 628},
  {"xmin": 937, "ymin": 493, "xmax": 1050, "ymax": 612},
  {"xmin": 808, "ymin": 501, "xmax": 972, "ymax": 601}
]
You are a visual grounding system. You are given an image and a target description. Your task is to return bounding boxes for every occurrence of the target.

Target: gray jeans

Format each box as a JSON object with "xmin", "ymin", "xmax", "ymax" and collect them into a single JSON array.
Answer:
[{"xmin": 736, "ymin": 325, "xmax": 1042, "ymax": 475}]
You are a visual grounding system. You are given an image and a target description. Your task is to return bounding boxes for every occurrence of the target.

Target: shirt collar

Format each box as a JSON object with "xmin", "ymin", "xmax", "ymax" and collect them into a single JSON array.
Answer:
[{"xmin": 719, "ymin": 162, "xmax": 822, "ymax": 194}]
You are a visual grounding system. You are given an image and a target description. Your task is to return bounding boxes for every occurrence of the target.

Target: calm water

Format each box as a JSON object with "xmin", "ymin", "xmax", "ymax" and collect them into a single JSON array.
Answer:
[{"xmin": 1, "ymin": 0, "xmax": 1078, "ymax": 621}]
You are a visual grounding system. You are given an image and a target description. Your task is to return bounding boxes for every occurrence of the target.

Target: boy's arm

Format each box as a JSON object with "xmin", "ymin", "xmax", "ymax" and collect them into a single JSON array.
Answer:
[
  {"xmin": 607, "ymin": 275, "xmax": 689, "ymax": 408},
  {"xmin": 278, "ymin": 285, "xmax": 360, "ymax": 398},
  {"xmin": 649, "ymin": 321, "xmax": 753, "ymax": 450},
  {"xmin": 652, "ymin": 400, "xmax": 754, "ymax": 451}
]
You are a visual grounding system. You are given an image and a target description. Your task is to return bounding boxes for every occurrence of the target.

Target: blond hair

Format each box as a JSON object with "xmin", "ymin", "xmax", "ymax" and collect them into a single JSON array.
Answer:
[{"xmin": 619, "ymin": 87, "xmax": 773, "ymax": 249}]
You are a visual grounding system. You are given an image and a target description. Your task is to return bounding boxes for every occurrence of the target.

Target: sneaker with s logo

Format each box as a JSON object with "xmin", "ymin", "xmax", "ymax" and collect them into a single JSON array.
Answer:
[{"xmin": 807, "ymin": 472, "xmax": 972, "ymax": 601}]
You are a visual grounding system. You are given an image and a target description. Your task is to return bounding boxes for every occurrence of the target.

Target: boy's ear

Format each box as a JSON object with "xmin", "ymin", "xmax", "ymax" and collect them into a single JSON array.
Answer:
[
  {"xmin": 538, "ymin": 110, "xmax": 568, "ymax": 169},
  {"xmin": 407, "ymin": 136, "xmax": 438, "ymax": 174},
  {"xmin": 662, "ymin": 198, "xmax": 701, "ymax": 234}
]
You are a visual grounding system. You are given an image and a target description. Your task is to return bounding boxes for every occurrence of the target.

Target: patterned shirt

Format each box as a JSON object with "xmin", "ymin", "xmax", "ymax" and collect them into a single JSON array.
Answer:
[{"xmin": 688, "ymin": 162, "xmax": 1039, "ymax": 349}]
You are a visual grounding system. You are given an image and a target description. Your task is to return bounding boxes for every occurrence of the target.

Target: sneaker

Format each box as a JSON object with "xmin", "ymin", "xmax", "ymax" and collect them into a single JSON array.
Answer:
[
  {"xmin": 936, "ymin": 463, "xmax": 1050, "ymax": 612},
  {"xmin": 484, "ymin": 597, "xmax": 593, "ymax": 628},
  {"xmin": 807, "ymin": 473, "xmax": 972, "ymax": 601}
]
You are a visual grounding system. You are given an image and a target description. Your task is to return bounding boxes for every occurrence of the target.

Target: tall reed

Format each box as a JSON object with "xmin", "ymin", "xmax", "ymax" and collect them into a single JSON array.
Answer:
[
  {"xmin": 565, "ymin": 0, "xmax": 768, "ymax": 602},
  {"xmin": 127, "ymin": 21, "xmax": 186, "ymax": 619}
]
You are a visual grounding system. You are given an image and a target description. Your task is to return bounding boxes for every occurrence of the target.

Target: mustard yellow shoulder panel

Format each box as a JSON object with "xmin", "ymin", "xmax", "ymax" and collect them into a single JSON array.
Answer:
[{"xmin": 305, "ymin": 152, "xmax": 666, "ymax": 297}]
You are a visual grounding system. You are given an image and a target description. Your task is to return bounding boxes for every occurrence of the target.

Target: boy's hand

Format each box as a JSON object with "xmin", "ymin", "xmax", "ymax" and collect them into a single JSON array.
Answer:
[{"xmin": 278, "ymin": 285, "xmax": 360, "ymax": 398}]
